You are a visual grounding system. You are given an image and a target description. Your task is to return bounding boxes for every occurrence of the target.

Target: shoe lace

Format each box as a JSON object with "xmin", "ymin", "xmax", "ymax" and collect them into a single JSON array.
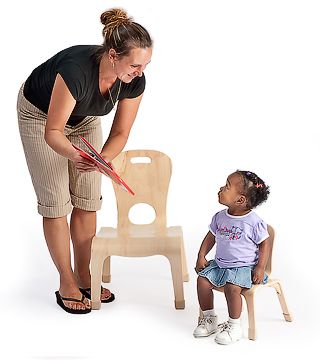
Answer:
[
  {"xmin": 217, "ymin": 321, "xmax": 231, "ymax": 332},
  {"xmin": 199, "ymin": 316, "xmax": 213, "ymax": 327}
]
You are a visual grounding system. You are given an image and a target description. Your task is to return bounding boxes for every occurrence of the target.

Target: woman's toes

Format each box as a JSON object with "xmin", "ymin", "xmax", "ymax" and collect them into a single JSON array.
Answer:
[
  {"xmin": 85, "ymin": 299, "xmax": 91, "ymax": 309},
  {"xmin": 64, "ymin": 299, "xmax": 86, "ymax": 311},
  {"xmin": 101, "ymin": 288, "xmax": 111, "ymax": 300}
]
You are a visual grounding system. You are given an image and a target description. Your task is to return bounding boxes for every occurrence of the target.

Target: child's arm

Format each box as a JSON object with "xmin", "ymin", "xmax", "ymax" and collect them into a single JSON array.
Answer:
[
  {"xmin": 252, "ymin": 238, "xmax": 270, "ymax": 284},
  {"xmin": 195, "ymin": 231, "xmax": 216, "ymax": 273}
]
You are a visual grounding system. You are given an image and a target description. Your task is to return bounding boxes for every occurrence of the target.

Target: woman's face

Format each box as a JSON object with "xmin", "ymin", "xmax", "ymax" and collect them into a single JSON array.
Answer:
[{"xmin": 114, "ymin": 47, "xmax": 152, "ymax": 83}]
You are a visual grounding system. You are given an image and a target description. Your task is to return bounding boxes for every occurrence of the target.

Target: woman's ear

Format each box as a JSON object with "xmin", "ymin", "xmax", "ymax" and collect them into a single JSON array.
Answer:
[{"xmin": 108, "ymin": 48, "xmax": 118, "ymax": 61}]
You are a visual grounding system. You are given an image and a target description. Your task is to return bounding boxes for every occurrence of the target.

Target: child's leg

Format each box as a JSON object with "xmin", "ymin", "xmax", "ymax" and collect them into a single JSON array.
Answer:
[
  {"xmin": 193, "ymin": 276, "xmax": 218, "ymax": 338},
  {"xmin": 215, "ymin": 282, "xmax": 243, "ymax": 345},
  {"xmin": 223, "ymin": 283, "xmax": 242, "ymax": 318},
  {"xmin": 197, "ymin": 275, "xmax": 214, "ymax": 310}
]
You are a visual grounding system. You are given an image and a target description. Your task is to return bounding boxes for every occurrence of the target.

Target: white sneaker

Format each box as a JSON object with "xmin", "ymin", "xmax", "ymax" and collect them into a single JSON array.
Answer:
[
  {"xmin": 193, "ymin": 315, "xmax": 218, "ymax": 338},
  {"xmin": 215, "ymin": 321, "xmax": 242, "ymax": 345}
]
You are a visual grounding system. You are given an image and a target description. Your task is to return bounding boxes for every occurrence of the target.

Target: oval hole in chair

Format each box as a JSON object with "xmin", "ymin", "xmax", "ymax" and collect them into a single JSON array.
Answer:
[
  {"xmin": 130, "ymin": 156, "xmax": 152, "ymax": 164},
  {"xmin": 128, "ymin": 203, "xmax": 156, "ymax": 224}
]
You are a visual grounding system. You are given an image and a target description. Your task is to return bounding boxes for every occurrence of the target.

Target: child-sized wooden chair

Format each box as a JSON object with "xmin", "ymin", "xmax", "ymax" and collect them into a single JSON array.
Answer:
[
  {"xmin": 199, "ymin": 225, "xmax": 293, "ymax": 340},
  {"xmin": 90, "ymin": 150, "xmax": 189, "ymax": 310}
]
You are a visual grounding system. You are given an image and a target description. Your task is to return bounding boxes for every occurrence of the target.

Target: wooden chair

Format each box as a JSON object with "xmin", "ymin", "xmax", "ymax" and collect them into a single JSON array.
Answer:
[
  {"xmin": 90, "ymin": 150, "xmax": 189, "ymax": 310},
  {"xmin": 199, "ymin": 225, "xmax": 293, "ymax": 340}
]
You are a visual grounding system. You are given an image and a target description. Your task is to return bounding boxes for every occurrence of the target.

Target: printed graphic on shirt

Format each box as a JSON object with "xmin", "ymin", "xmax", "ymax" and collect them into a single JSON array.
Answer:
[{"xmin": 217, "ymin": 225, "xmax": 243, "ymax": 240}]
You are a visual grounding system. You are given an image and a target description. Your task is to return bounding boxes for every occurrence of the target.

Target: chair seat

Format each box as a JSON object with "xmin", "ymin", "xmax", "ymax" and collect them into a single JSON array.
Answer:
[
  {"xmin": 97, "ymin": 225, "xmax": 183, "ymax": 238},
  {"xmin": 95, "ymin": 226, "xmax": 183, "ymax": 257},
  {"xmin": 242, "ymin": 278, "xmax": 279, "ymax": 293},
  {"xmin": 214, "ymin": 276, "xmax": 277, "ymax": 294}
]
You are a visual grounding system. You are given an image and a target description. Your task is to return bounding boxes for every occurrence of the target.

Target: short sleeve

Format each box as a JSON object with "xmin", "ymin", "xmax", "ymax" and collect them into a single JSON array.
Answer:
[
  {"xmin": 208, "ymin": 213, "xmax": 219, "ymax": 235},
  {"xmin": 119, "ymin": 73, "xmax": 146, "ymax": 100},
  {"xmin": 252, "ymin": 221, "xmax": 269, "ymax": 244},
  {"xmin": 57, "ymin": 61, "xmax": 86, "ymax": 101}
]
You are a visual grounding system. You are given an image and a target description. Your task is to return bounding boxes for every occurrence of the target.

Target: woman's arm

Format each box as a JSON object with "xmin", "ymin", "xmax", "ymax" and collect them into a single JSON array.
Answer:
[
  {"xmin": 195, "ymin": 231, "xmax": 216, "ymax": 272},
  {"xmin": 44, "ymin": 74, "xmax": 96, "ymax": 172},
  {"xmin": 100, "ymin": 93, "xmax": 143, "ymax": 161}
]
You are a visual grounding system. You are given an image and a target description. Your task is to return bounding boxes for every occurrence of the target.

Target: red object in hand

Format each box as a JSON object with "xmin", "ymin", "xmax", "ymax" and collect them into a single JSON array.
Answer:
[{"xmin": 72, "ymin": 136, "xmax": 134, "ymax": 195}]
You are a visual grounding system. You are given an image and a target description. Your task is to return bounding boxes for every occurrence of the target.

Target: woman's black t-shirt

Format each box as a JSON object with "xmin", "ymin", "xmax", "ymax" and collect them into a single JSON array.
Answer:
[{"xmin": 23, "ymin": 45, "xmax": 146, "ymax": 126}]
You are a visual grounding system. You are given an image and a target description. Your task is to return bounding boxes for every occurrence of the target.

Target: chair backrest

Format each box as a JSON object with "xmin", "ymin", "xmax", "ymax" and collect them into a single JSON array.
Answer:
[
  {"xmin": 111, "ymin": 150, "xmax": 172, "ymax": 232},
  {"xmin": 265, "ymin": 224, "xmax": 275, "ymax": 276}
]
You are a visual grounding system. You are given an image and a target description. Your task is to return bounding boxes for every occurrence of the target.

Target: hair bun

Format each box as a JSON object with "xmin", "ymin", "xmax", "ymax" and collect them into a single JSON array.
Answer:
[
  {"xmin": 100, "ymin": 8, "xmax": 132, "ymax": 27},
  {"xmin": 97, "ymin": 7, "xmax": 152, "ymax": 58}
]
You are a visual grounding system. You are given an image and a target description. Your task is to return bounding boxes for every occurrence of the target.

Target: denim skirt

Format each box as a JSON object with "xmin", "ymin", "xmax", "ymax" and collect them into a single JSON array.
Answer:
[{"xmin": 198, "ymin": 259, "xmax": 268, "ymax": 289}]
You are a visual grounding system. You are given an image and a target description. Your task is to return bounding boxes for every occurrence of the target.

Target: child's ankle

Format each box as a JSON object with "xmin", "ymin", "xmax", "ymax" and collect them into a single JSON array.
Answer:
[
  {"xmin": 203, "ymin": 309, "xmax": 216, "ymax": 317},
  {"xmin": 228, "ymin": 316, "xmax": 241, "ymax": 325}
]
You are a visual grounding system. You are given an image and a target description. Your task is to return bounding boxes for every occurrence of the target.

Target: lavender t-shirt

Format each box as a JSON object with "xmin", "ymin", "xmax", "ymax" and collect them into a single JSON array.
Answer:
[{"xmin": 209, "ymin": 209, "xmax": 269, "ymax": 268}]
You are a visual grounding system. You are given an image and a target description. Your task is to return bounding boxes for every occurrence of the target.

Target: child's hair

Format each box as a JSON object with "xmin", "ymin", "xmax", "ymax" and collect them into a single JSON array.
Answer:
[{"xmin": 236, "ymin": 170, "xmax": 270, "ymax": 209}]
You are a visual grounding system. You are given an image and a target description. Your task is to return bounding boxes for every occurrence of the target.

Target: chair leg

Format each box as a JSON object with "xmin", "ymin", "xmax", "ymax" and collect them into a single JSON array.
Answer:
[
  {"xmin": 102, "ymin": 256, "xmax": 111, "ymax": 283},
  {"xmin": 165, "ymin": 252, "xmax": 185, "ymax": 309},
  {"xmin": 90, "ymin": 252, "xmax": 106, "ymax": 310},
  {"xmin": 181, "ymin": 240, "xmax": 189, "ymax": 282},
  {"xmin": 243, "ymin": 292, "xmax": 257, "ymax": 340},
  {"xmin": 270, "ymin": 281, "xmax": 293, "ymax": 322}
]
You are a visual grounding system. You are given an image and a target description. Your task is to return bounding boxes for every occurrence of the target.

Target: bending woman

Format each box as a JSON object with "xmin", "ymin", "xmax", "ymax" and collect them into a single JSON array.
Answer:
[{"xmin": 17, "ymin": 8, "xmax": 152, "ymax": 314}]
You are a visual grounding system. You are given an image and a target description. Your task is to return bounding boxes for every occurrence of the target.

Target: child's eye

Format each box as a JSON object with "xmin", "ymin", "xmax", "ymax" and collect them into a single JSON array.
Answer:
[{"xmin": 131, "ymin": 65, "xmax": 139, "ymax": 68}]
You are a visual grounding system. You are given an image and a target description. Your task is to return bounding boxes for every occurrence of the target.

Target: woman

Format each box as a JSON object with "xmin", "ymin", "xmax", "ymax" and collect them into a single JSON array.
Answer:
[{"xmin": 17, "ymin": 8, "xmax": 153, "ymax": 314}]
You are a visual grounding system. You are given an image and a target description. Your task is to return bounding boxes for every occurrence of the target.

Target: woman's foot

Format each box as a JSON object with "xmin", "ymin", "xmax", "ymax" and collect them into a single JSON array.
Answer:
[
  {"xmin": 55, "ymin": 290, "xmax": 91, "ymax": 314},
  {"xmin": 58, "ymin": 283, "xmax": 91, "ymax": 311},
  {"xmin": 79, "ymin": 286, "xmax": 115, "ymax": 303},
  {"xmin": 101, "ymin": 287, "xmax": 113, "ymax": 301}
]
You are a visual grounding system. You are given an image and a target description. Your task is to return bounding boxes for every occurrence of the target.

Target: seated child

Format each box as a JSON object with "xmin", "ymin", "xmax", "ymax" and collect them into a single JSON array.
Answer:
[{"xmin": 194, "ymin": 170, "xmax": 270, "ymax": 345}]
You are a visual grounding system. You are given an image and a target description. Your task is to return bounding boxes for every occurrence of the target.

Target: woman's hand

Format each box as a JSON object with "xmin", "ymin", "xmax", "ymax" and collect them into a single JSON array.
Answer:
[
  {"xmin": 194, "ymin": 255, "xmax": 209, "ymax": 273},
  {"xmin": 70, "ymin": 151, "xmax": 97, "ymax": 173},
  {"xmin": 99, "ymin": 155, "xmax": 114, "ymax": 170},
  {"xmin": 252, "ymin": 265, "xmax": 265, "ymax": 284}
]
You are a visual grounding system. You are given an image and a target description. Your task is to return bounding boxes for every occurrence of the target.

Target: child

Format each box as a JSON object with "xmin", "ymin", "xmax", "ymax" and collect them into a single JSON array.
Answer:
[{"xmin": 193, "ymin": 170, "xmax": 270, "ymax": 345}]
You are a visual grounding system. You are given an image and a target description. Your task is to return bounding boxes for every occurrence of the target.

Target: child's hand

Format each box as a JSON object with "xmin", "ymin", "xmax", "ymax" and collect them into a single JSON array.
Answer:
[
  {"xmin": 194, "ymin": 256, "xmax": 209, "ymax": 273},
  {"xmin": 252, "ymin": 265, "xmax": 265, "ymax": 284}
]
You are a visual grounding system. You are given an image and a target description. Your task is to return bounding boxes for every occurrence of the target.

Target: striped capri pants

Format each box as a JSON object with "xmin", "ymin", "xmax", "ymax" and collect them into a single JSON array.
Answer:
[{"xmin": 17, "ymin": 83, "xmax": 103, "ymax": 218}]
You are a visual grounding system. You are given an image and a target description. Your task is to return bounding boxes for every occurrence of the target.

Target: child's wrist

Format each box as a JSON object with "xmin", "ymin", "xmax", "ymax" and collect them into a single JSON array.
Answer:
[{"xmin": 255, "ymin": 264, "xmax": 265, "ymax": 271}]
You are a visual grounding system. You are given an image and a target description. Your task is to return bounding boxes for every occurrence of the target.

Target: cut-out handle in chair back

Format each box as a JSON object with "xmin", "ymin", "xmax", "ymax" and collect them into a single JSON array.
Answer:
[{"xmin": 112, "ymin": 150, "xmax": 171, "ymax": 231}]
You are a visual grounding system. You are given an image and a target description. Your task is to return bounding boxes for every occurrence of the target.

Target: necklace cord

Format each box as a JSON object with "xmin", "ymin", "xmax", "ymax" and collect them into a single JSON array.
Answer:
[{"xmin": 108, "ymin": 81, "xmax": 122, "ymax": 110}]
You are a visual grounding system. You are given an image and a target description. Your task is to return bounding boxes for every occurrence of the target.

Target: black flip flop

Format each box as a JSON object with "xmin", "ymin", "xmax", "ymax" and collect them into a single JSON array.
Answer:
[
  {"xmin": 79, "ymin": 286, "xmax": 115, "ymax": 303},
  {"xmin": 55, "ymin": 291, "xmax": 91, "ymax": 314}
]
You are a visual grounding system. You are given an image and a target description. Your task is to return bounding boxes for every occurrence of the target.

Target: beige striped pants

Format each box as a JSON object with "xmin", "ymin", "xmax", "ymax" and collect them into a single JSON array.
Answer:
[{"xmin": 17, "ymin": 84, "xmax": 103, "ymax": 218}]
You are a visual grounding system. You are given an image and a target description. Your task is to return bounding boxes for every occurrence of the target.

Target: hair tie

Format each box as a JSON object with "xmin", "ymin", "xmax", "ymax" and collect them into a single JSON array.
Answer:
[{"xmin": 255, "ymin": 183, "xmax": 263, "ymax": 188}]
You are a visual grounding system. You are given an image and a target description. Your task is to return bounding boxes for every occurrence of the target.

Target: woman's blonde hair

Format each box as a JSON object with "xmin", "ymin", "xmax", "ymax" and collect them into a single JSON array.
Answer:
[{"xmin": 97, "ymin": 8, "xmax": 152, "ymax": 59}]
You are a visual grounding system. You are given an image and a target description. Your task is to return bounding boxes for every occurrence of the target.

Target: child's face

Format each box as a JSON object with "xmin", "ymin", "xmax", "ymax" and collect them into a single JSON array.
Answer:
[{"xmin": 218, "ymin": 173, "xmax": 245, "ymax": 207}]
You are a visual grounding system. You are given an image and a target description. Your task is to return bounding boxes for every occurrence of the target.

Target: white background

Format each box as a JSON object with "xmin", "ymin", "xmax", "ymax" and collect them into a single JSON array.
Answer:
[{"xmin": 1, "ymin": 0, "xmax": 320, "ymax": 359}]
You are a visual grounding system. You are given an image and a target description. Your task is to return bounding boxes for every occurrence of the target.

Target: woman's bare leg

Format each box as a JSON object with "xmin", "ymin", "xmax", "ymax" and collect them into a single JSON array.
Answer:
[
  {"xmin": 70, "ymin": 208, "xmax": 95, "ymax": 288},
  {"xmin": 70, "ymin": 208, "xmax": 111, "ymax": 300},
  {"xmin": 43, "ymin": 216, "xmax": 90, "ymax": 310}
]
